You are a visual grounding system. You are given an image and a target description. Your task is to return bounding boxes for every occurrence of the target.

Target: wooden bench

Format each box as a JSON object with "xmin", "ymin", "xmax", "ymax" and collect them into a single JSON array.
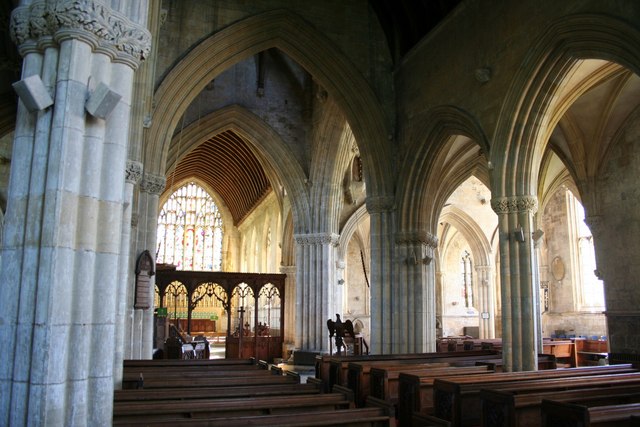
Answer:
[
  {"xmin": 114, "ymin": 407, "xmax": 395, "ymax": 426},
  {"xmin": 115, "ymin": 382, "xmax": 322, "ymax": 402},
  {"xmin": 481, "ymin": 383, "xmax": 640, "ymax": 427},
  {"xmin": 541, "ymin": 399, "xmax": 640, "ymax": 427},
  {"xmin": 475, "ymin": 354, "xmax": 557, "ymax": 372},
  {"xmin": 431, "ymin": 366, "xmax": 639, "ymax": 427},
  {"xmin": 124, "ymin": 372, "xmax": 300, "ymax": 389},
  {"xmin": 315, "ymin": 350, "xmax": 498, "ymax": 392},
  {"xmin": 113, "ymin": 392, "xmax": 353, "ymax": 423},
  {"xmin": 123, "ymin": 358, "xmax": 256, "ymax": 368},
  {"xmin": 347, "ymin": 361, "xmax": 450, "ymax": 407},
  {"xmin": 370, "ymin": 364, "xmax": 490, "ymax": 404}
]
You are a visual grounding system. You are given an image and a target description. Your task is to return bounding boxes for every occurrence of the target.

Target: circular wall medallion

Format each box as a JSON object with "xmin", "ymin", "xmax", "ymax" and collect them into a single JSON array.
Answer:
[{"xmin": 551, "ymin": 256, "xmax": 565, "ymax": 281}]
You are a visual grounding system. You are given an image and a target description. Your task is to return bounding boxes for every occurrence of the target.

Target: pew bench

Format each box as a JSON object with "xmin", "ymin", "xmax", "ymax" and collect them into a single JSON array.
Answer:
[
  {"xmin": 113, "ymin": 392, "xmax": 353, "ymax": 424},
  {"xmin": 481, "ymin": 383, "xmax": 640, "ymax": 427},
  {"xmin": 316, "ymin": 350, "xmax": 498, "ymax": 392},
  {"xmin": 114, "ymin": 407, "xmax": 395, "ymax": 426},
  {"xmin": 123, "ymin": 357, "xmax": 256, "ymax": 368},
  {"xmin": 114, "ymin": 382, "xmax": 322, "ymax": 402},
  {"xmin": 370, "ymin": 364, "xmax": 490, "ymax": 404},
  {"xmin": 432, "ymin": 368, "xmax": 640, "ymax": 427},
  {"xmin": 541, "ymin": 399, "xmax": 640, "ymax": 427},
  {"xmin": 347, "ymin": 361, "xmax": 450, "ymax": 407},
  {"xmin": 123, "ymin": 372, "xmax": 300, "ymax": 389}
]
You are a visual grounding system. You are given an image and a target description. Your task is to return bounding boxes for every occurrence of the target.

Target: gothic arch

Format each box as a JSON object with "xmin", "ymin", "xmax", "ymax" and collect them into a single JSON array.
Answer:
[
  {"xmin": 308, "ymin": 98, "xmax": 356, "ymax": 233},
  {"xmin": 163, "ymin": 105, "xmax": 310, "ymax": 232},
  {"xmin": 145, "ymin": 9, "xmax": 393, "ymax": 201},
  {"xmin": 337, "ymin": 204, "xmax": 370, "ymax": 262},
  {"xmin": 397, "ymin": 105, "xmax": 490, "ymax": 233},
  {"xmin": 492, "ymin": 14, "xmax": 640, "ymax": 198},
  {"xmin": 439, "ymin": 205, "xmax": 492, "ymax": 267}
]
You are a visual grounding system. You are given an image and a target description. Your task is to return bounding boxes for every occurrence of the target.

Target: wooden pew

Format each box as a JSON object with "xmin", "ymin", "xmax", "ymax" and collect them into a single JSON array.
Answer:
[
  {"xmin": 370, "ymin": 364, "xmax": 490, "ymax": 403},
  {"xmin": 347, "ymin": 361, "xmax": 450, "ymax": 407},
  {"xmin": 315, "ymin": 350, "xmax": 499, "ymax": 392},
  {"xmin": 113, "ymin": 392, "xmax": 353, "ymax": 424},
  {"xmin": 114, "ymin": 407, "xmax": 395, "ymax": 426},
  {"xmin": 475, "ymin": 354, "xmax": 557, "ymax": 372},
  {"xmin": 481, "ymin": 383, "xmax": 640, "ymax": 427},
  {"xmin": 541, "ymin": 399, "xmax": 640, "ymax": 427},
  {"xmin": 123, "ymin": 372, "xmax": 300, "ymax": 389},
  {"xmin": 431, "ymin": 367, "xmax": 639, "ymax": 427},
  {"xmin": 114, "ymin": 382, "xmax": 322, "ymax": 402},
  {"xmin": 123, "ymin": 358, "xmax": 256, "ymax": 368}
]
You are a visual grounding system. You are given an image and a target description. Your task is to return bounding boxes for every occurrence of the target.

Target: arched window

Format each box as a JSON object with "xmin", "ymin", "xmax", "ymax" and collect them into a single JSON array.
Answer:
[
  {"xmin": 567, "ymin": 190, "xmax": 605, "ymax": 310},
  {"xmin": 461, "ymin": 250, "xmax": 473, "ymax": 308},
  {"xmin": 156, "ymin": 182, "xmax": 223, "ymax": 271}
]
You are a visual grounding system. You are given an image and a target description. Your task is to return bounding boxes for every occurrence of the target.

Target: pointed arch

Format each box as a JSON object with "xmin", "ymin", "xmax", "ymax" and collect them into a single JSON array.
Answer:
[
  {"xmin": 397, "ymin": 105, "xmax": 490, "ymax": 233},
  {"xmin": 145, "ymin": 9, "xmax": 392, "ymax": 200},
  {"xmin": 164, "ymin": 105, "xmax": 310, "ymax": 232},
  {"xmin": 492, "ymin": 14, "xmax": 640, "ymax": 197},
  {"xmin": 439, "ymin": 205, "xmax": 492, "ymax": 267}
]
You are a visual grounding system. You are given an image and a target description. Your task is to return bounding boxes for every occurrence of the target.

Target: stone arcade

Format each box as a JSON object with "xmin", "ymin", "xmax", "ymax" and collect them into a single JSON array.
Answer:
[{"xmin": 1, "ymin": 0, "xmax": 640, "ymax": 425}]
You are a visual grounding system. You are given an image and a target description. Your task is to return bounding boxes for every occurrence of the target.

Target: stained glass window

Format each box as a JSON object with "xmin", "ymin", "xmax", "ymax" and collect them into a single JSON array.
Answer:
[{"xmin": 157, "ymin": 182, "xmax": 223, "ymax": 271}]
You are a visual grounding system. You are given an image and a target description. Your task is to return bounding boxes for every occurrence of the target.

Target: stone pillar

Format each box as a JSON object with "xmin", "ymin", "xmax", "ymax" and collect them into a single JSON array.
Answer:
[
  {"xmin": 491, "ymin": 196, "xmax": 540, "ymax": 371},
  {"xmin": 294, "ymin": 232, "xmax": 339, "ymax": 352},
  {"xmin": 394, "ymin": 231, "xmax": 438, "ymax": 353},
  {"xmin": 280, "ymin": 265, "xmax": 297, "ymax": 358},
  {"xmin": 127, "ymin": 172, "xmax": 165, "ymax": 359},
  {"xmin": 0, "ymin": 2, "xmax": 150, "ymax": 425},
  {"xmin": 366, "ymin": 196, "xmax": 395, "ymax": 354},
  {"xmin": 587, "ymin": 213, "xmax": 640, "ymax": 356},
  {"xmin": 475, "ymin": 265, "xmax": 495, "ymax": 339},
  {"xmin": 113, "ymin": 160, "xmax": 142, "ymax": 387}
]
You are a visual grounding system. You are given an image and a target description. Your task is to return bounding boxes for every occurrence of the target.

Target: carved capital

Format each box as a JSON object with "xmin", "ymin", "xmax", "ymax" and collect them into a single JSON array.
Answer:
[
  {"xmin": 294, "ymin": 232, "xmax": 340, "ymax": 246},
  {"xmin": 396, "ymin": 230, "xmax": 438, "ymax": 249},
  {"xmin": 140, "ymin": 172, "xmax": 166, "ymax": 195},
  {"xmin": 10, "ymin": 0, "xmax": 151, "ymax": 68},
  {"xmin": 491, "ymin": 195, "xmax": 538, "ymax": 215},
  {"xmin": 366, "ymin": 195, "xmax": 395, "ymax": 214},
  {"xmin": 125, "ymin": 160, "xmax": 143, "ymax": 184}
]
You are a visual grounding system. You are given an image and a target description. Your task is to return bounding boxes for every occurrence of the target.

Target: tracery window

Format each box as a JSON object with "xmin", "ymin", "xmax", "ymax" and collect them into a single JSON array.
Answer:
[{"xmin": 156, "ymin": 182, "xmax": 223, "ymax": 271}]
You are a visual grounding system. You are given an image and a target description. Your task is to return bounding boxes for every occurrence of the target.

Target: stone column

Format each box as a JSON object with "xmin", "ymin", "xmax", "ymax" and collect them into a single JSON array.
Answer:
[
  {"xmin": 0, "ymin": 1, "xmax": 150, "ymax": 425},
  {"xmin": 366, "ymin": 196, "xmax": 395, "ymax": 354},
  {"xmin": 475, "ymin": 265, "xmax": 495, "ymax": 339},
  {"xmin": 280, "ymin": 264, "xmax": 297, "ymax": 358},
  {"xmin": 294, "ymin": 232, "xmax": 339, "ymax": 352},
  {"xmin": 127, "ymin": 172, "xmax": 165, "ymax": 359},
  {"xmin": 586, "ymin": 213, "xmax": 640, "ymax": 356},
  {"xmin": 394, "ymin": 231, "xmax": 438, "ymax": 353},
  {"xmin": 491, "ymin": 196, "xmax": 540, "ymax": 371},
  {"xmin": 113, "ymin": 160, "xmax": 142, "ymax": 387}
]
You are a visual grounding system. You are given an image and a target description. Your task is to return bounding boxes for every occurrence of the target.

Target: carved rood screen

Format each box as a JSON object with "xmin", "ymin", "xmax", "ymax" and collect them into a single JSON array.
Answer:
[{"xmin": 155, "ymin": 270, "xmax": 285, "ymax": 362}]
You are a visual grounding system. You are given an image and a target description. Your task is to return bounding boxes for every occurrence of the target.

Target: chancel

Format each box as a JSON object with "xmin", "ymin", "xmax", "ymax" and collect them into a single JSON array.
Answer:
[{"xmin": 2, "ymin": 0, "xmax": 640, "ymax": 425}]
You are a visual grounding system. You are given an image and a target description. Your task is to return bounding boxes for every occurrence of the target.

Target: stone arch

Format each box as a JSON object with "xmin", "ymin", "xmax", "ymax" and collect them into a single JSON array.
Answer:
[
  {"xmin": 397, "ymin": 105, "xmax": 490, "ymax": 233},
  {"xmin": 439, "ymin": 205, "xmax": 492, "ymax": 268},
  {"xmin": 308, "ymin": 98, "xmax": 356, "ymax": 233},
  {"xmin": 164, "ymin": 104, "xmax": 311, "ymax": 233},
  {"xmin": 338, "ymin": 204, "xmax": 369, "ymax": 262},
  {"xmin": 492, "ymin": 14, "xmax": 640, "ymax": 198},
  {"xmin": 144, "ymin": 9, "xmax": 392, "ymax": 200}
]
